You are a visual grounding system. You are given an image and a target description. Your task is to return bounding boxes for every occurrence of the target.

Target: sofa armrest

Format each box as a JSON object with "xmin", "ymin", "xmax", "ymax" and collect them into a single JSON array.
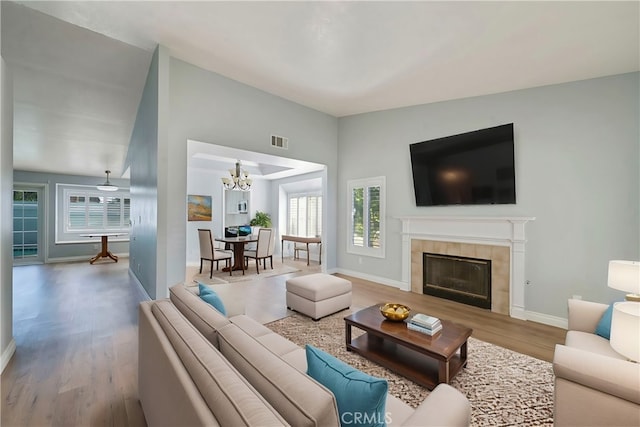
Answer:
[
  {"xmin": 400, "ymin": 384, "xmax": 470, "ymax": 427},
  {"xmin": 553, "ymin": 344, "xmax": 640, "ymax": 404},
  {"xmin": 567, "ymin": 299, "xmax": 608, "ymax": 333}
]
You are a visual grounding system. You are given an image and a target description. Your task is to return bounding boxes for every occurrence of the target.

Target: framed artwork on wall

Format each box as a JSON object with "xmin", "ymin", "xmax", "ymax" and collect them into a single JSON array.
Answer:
[{"xmin": 187, "ymin": 195, "xmax": 212, "ymax": 221}]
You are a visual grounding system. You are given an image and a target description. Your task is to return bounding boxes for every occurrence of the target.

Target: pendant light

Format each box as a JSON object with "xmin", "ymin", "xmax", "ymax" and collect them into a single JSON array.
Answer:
[{"xmin": 97, "ymin": 170, "xmax": 118, "ymax": 192}]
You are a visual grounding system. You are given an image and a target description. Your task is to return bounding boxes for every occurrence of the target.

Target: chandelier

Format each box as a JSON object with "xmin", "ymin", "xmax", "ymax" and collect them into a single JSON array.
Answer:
[{"xmin": 221, "ymin": 161, "xmax": 252, "ymax": 191}]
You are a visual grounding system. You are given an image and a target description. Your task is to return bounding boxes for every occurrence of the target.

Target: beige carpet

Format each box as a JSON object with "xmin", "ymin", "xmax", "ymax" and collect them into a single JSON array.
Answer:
[
  {"xmin": 266, "ymin": 310, "xmax": 554, "ymax": 426},
  {"xmin": 192, "ymin": 261, "xmax": 300, "ymax": 285}
]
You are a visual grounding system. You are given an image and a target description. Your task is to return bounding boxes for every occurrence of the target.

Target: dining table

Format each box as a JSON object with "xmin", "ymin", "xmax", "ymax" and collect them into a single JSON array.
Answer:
[{"xmin": 214, "ymin": 235, "xmax": 258, "ymax": 274}]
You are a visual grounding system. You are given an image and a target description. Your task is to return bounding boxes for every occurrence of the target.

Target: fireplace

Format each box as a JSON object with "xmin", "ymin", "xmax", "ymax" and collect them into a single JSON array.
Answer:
[
  {"xmin": 423, "ymin": 253, "xmax": 492, "ymax": 309},
  {"xmin": 401, "ymin": 216, "xmax": 534, "ymax": 318}
]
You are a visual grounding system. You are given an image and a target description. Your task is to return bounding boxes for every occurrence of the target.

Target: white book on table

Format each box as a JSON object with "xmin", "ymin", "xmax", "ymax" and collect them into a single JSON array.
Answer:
[
  {"xmin": 407, "ymin": 322, "xmax": 442, "ymax": 336},
  {"xmin": 410, "ymin": 313, "xmax": 441, "ymax": 328}
]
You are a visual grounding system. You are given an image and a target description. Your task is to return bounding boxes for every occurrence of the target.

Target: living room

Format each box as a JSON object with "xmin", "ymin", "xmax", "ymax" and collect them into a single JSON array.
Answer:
[{"xmin": 1, "ymin": 2, "xmax": 639, "ymax": 426}]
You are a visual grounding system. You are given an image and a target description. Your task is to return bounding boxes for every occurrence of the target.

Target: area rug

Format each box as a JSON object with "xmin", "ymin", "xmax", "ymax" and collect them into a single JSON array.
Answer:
[
  {"xmin": 266, "ymin": 311, "xmax": 554, "ymax": 426},
  {"xmin": 193, "ymin": 263, "xmax": 300, "ymax": 284}
]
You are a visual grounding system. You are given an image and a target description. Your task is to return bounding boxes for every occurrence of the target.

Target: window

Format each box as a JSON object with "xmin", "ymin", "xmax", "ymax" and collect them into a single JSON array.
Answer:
[
  {"xmin": 347, "ymin": 176, "xmax": 385, "ymax": 258},
  {"xmin": 56, "ymin": 184, "xmax": 130, "ymax": 243},
  {"xmin": 13, "ymin": 189, "xmax": 39, "ymax": 260},
  {"xmin": 288, "ymin": 194, "xmax": 322, "ymax": 237}
]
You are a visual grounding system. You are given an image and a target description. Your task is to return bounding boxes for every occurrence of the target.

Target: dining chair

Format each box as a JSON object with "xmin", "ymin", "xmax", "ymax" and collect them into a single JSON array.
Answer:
[
  {"xmin": 266, "ymin": 228, "xmax": 276, "ymax": 269},
  {"xmin": 243, "ymin": 228, "xmax": 272, "ymax": 274},
  {"xmin": 197, "ymin": 229, "xmax": 232, "ymax": 278}
]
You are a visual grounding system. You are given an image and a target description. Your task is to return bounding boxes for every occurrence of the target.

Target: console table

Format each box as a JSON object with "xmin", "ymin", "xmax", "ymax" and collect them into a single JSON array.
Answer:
[{"xmin": 281, "ymin": 235, "xmax": 321, "ymax": 265}]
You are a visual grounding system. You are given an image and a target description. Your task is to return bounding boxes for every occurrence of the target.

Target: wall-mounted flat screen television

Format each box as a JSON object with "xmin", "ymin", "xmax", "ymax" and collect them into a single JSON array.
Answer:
[{"xmin": 410, "ymin": 123, "xmax": 516, "ymax": 206}]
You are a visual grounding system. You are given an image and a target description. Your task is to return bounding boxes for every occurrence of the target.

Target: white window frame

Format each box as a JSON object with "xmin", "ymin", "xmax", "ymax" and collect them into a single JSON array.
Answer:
[
  {"xmin": 287, "ymin": 192, "xmax": 322, "ymax": 237},
  {"xmin": 347, "ymin": 176, "xmax": 385, "ymax": 258},
  {"xmin": 55, "ymin": 183, "xmax": 130, "ymax": 244}
]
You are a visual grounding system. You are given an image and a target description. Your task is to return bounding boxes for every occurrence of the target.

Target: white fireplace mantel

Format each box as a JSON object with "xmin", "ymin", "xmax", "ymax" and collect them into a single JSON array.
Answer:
[{"xmin": 398, "ymin": 215, "xmax": 535, "ymax": 319}]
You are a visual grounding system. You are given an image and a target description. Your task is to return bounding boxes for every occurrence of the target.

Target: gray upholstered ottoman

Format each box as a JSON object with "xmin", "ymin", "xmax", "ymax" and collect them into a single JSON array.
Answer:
[{"xmin": 286, "ymin": 273, "xmax": 352, "ymax": 321}]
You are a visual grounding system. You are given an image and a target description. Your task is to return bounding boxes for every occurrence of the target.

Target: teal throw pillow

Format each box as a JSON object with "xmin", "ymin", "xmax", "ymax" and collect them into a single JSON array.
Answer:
[
  {"xmin": 198, "ymin": 283, "xmax": 227, "ymax": 316},
  {"xmin": 594, "ymin": 303, "xmax": 615, "ymax": 340},
  {"xmin": 305, "ymin": 344, "xmax": 388, "ymax": 427}
]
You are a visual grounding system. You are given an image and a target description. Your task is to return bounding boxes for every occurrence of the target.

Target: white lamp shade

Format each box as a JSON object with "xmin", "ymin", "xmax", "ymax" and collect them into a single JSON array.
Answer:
[
  {"xmin": 607, "ymin": 260, "xmax": 640, "ymax": 294},
  {"xmin": 610, "ymin": 301, "xmax": 640, "ymax": 362},
  {"xmin": 96, "ymin": 184, "xmax": 118, "ymax": 192}
]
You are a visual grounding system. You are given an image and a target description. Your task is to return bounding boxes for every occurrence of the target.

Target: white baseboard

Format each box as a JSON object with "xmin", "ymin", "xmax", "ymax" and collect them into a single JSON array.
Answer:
[
  {"xmin": 526, "ymin": 310, "xmax": 568, "ymax": 329},
  {"xmin": 128, "ymin": 268, "xmax": 151, "ymax": 301},
  {"xmin": 335, "ymin": 269, "xmax": 568, "ymax": 329},
  {"xmin": 47, "ymin": 253, "xmax": 129, "ymax": 264},
  {"xmin": 1, "ymin": 338, "xmax": 16, "ymax": 374},
  {"xmin": 334, "ymin": 268, "xmax": 409, "ymax": 291}
]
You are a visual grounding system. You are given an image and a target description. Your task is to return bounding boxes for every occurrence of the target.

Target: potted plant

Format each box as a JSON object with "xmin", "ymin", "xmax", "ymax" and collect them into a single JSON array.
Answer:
[{"xmin": 249, "ymin": 211, "xmax": 272, "ymax": 229}]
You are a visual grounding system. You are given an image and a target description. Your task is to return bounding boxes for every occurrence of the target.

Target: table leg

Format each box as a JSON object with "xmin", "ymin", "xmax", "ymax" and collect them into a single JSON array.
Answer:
[
  {"xmin": 438, "ymin": 359, "xmax": 450, "ymax": 384},
  {"xmin": 89, "ymin": 235, "xmax": 118, "ymax": 264},
  {"xmin": 306, "ymin": 242, "xmax": 310, "ymax": 265},
  {"xmin": 460, "ymin": 340, "xmax": 468, "ymax": 367},
  {"xmin": 222, "ymin": 242, "xmax": 246, "ymax": 274},
  {"xmin": 345, "ymin": 322, "xmax": 352, "ymax": 350}
]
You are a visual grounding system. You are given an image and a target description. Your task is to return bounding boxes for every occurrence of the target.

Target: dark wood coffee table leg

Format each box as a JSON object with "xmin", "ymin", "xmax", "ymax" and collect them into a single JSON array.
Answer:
[
  {"xmin": 460, "ymin": 340, "xmax": 468, "ymax": 367},
  {"xmin": 438, "ymin": 359, "xmax": 450, "ymax": 384},
  {"xmin": 345, "ymin": 322, "xmax": 352, "ymax": 350}
]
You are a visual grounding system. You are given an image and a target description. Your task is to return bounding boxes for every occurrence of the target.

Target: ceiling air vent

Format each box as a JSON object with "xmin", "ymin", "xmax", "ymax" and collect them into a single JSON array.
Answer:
[{"xmin": 271, "ymin": 135, "xmax": 289, "ymax": 149}]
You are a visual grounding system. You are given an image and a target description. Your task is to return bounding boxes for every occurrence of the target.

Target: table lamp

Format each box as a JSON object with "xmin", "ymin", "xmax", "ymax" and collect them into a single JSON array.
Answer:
[{"xmin": 607, "ymin": 260, "xmax": 640, "ymax": 362}]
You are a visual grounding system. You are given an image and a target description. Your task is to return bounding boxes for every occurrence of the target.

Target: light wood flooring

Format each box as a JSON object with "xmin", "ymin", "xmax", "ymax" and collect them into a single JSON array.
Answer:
[{"xmin": 2, "ymin": 258, "xmax": 566, "ymax": 426}]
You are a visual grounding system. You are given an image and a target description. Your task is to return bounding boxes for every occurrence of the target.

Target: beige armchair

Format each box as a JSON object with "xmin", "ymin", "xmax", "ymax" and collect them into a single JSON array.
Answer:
[{"xmin": 553, "ymin": 299, "xmax": 640, "ymax": 426}]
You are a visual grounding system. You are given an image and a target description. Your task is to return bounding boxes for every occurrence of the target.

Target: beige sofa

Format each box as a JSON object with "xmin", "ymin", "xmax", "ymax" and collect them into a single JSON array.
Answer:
[
  {"xmin": 139, "ymin": 283, "xmax": 471, "ymax": 426},
  {"xmin": 553, "ymin": 299, "xmax": 640, "ymax": 426}
]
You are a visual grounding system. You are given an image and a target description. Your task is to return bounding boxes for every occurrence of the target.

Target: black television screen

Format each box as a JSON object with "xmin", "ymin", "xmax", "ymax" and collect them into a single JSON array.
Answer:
[{"xmin": 410, "ymin": 124, "xmax": 516, "ymax": 206}]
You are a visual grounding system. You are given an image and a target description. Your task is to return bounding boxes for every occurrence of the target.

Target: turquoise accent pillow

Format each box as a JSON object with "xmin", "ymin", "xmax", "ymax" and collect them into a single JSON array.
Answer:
[
  {"xmin": 595, "ymin": 303, "xmax": 615, "ymax": 340},
  {"xmin": 198, "ymin": 284, "xmax": 227, "ymax": 316},
  {"xmin": 305, "ymin": 344, "xmax": 388, "ymax": 427}
]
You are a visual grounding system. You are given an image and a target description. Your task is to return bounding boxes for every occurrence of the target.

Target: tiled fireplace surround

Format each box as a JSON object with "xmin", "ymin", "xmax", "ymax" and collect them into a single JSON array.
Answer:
[{"xmin": 400, "ymin": 216, "xmax": 534, "ymax": 319}]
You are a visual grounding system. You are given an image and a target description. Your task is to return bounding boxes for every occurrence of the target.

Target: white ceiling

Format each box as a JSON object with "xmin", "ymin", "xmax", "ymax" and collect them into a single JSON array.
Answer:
[{"xmin": 3, "ymin": 1, "xmax": 639, "ymax": 179}]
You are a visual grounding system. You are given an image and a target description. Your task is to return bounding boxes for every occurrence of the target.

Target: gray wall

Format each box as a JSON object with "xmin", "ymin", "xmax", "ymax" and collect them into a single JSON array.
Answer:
[
  {"xmin": 127, "ymin": 46, "xmax": 165, "ymax": 299},
  {"xmin": 337, "ymin": 72, "xmax": 640, "ymax": 319},
  {"xmin": 165, "ymin": 58, "xmax": 338, "ymax": 296},
  {"xmin": 13, "ymin": 170, "xmax": 130, "ymax": 261}
]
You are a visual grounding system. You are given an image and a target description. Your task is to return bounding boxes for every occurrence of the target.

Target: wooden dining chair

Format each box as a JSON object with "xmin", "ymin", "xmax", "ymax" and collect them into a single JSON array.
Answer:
[
  {"xmin": 243, "ymin": 228, "xmax": 272, "ymax": 274},
  {"xmin": 197, "ymin": 229, "xmax": 232, "ymax": 278}
]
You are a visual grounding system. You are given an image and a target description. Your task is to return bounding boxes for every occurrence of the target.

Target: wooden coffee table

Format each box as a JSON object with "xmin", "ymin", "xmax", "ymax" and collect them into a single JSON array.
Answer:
[{"xmin": 344, "ymin": 305, "xmax": 472, "ymax": 390}]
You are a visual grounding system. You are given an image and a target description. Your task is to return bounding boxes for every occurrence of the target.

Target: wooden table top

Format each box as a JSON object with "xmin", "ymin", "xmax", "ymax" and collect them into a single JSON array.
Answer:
[
  {"xmin": 80, "ymin": 233, "xmax": 128, "ymax": 238},
  {"xmin": 344, "ymin": 305, "xmax": 472, "ymax": 359},
  {"xmin": 281, "ymin": 235, "xmax": 321, "ymax": 244},
  {"xmin": 215, "ymin": 236, "xmax": 258, "ymax": 244}
]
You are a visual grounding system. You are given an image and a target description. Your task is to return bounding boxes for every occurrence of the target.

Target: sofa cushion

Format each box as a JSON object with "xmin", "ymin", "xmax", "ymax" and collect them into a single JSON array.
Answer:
[
  {"xmin": 169, "ymin": 284, "xmax": 230, "ymax": 347},
  {"xmin": 230, "ymin": 315, "xmax": 300, "ymax": 357},
  {"xmin": 150, "ymin": 301, "xmax": 288, "ymax": 426},
  {"xmin": 217, "ymin": 323, "xmax": 340, "ymax": 427},
  {"xmin": 594, "ymin": 303, "xmax": 614, "ymax": 339},
  {"xmin": 188, "ymin": 282, "xmax": 248, "ymax": 317},
  {"xmin": 306, "ymin": 344, "xmax": 388, "ymax": 427},
  {"xmin": 565, "ymin": 330, "xmax": 626, "ymax": 360},
  {"xmin": 198, "ymin": 283, "xmax": 227, "ymax": 315}
]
